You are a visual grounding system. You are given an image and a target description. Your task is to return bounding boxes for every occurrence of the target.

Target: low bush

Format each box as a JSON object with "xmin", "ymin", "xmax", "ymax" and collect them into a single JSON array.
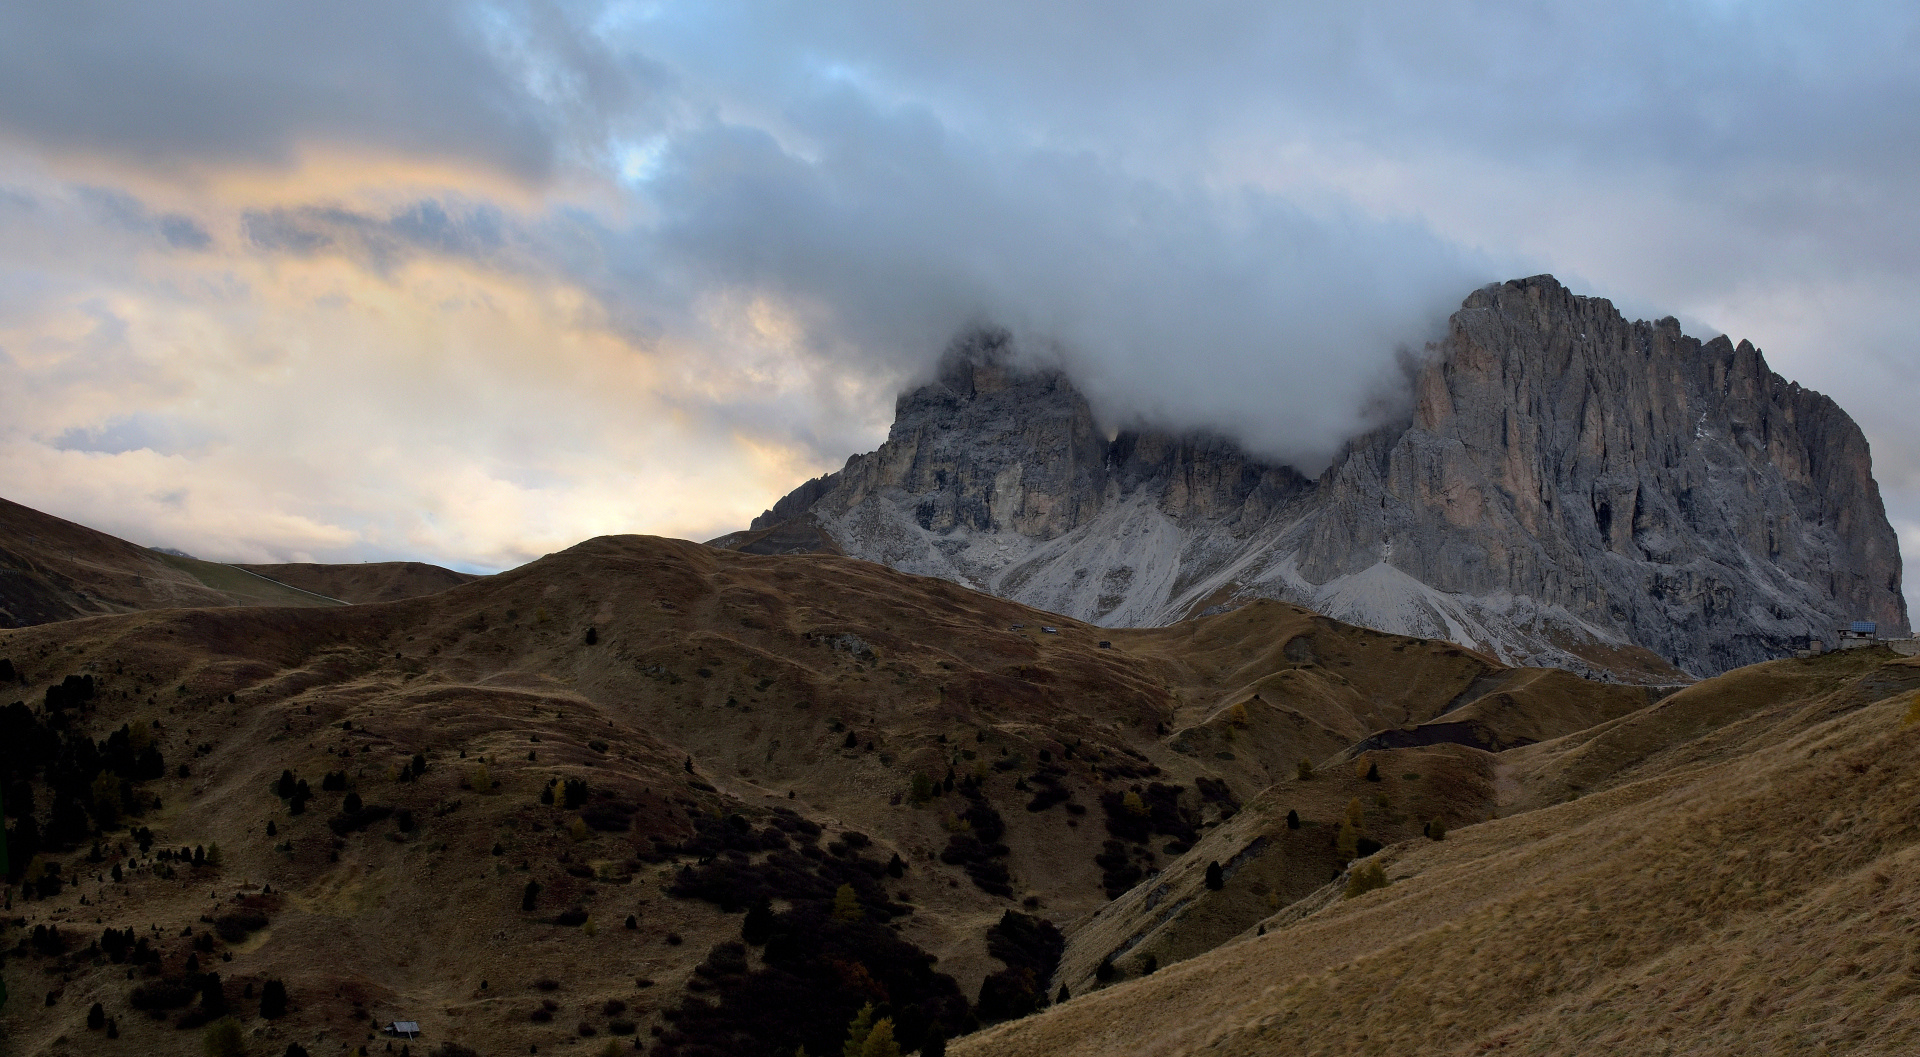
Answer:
[
  {"xmin": 975, "ymin": 911, "xmax": 1064, "ymax": 1024},
  {"xmin": 327, "ymin": 803, "xmax": 394, "ymax": 836},
  {"xmin": 213, "ymin": 910, "xmax": 269, "ymax": 943},
  {"xmin": 1344, "ymin": 861, "xmax": 1389, "ymax": 899},
  {"xmin": 1093, "ymin": 840, "xmax": 1144, "ymax": 898}
]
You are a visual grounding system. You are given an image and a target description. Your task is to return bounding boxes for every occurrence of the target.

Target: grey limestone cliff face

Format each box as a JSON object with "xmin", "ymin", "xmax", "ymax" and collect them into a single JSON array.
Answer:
[{"xmin": 738, "ymin": 276, "xmax": 1907, "ymax": 679}]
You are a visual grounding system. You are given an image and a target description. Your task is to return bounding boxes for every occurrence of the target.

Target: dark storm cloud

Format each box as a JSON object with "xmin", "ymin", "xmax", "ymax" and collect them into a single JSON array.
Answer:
[{"xmin": 0, "ymin": 0, "xmax": 655, "ymax": 179}]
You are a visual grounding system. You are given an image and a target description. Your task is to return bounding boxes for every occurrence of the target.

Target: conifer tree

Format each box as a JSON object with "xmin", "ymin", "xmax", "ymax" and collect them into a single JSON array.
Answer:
[
  {"xmin": 260, "ymin": 978, "xmax": 289, "ymax": 1019},
  {"xmin": 832, "ymin": 884, "xmax": 862, "ymax": 922},
  {"xmin": 1204, "ymin": 860, "xmax": 1224, "ymax": 890},
  {"xmin": 1344, "ymin": 862, "xmax": 1388, "ymax": 899},
  {"xmin": 1336, "ymin": 819, "xmax": 1359, "ymax": 861},
  {"xmin": 860, "ymin": 1018, "xmax": 901, "ymax": 1057},
  {"xmin": 842, "ymin": 1003, "xmax": 877, "ymax": 1057},
  {"xmin": 742, "ymin": 897, "xmax": 775, "ymax": 945},
  {"xmin": 199, "ymin": 972, "xmax": 227, "ymax": 1016},
  {"xmin": 202, "ymin": 1016, "xmax": 245, "ymax": 1057},
  {"xmin": 1286, "ymin": 809, "xmax": 1301, "ymax": 829}
]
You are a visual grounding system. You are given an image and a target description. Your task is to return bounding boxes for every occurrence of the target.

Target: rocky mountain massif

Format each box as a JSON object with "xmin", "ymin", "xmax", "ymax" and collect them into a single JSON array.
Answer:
[{"xmin": 725, "ymin": 275, "xmax": 1907, "ymax": 679}]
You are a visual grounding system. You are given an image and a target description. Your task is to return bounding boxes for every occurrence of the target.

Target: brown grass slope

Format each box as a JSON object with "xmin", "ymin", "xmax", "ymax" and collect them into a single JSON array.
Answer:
[
  {"xmin": 0, "ymin": 496, "xmax": 343, "ymax": 626},
  {"xmin": 958, "ymin": 648, "xmax": 1920, "ymax": 1057},
  {"xmin": 0, "ymin": 535, "xmax": 1634, "ymax": 1055},
  {"xmin": 1053, "ymin": 741, "xmax": 1499, "ymax": 996},
  {"xmin": 234, "ymin": 561, "xmax": 479, "ymax": 604}
]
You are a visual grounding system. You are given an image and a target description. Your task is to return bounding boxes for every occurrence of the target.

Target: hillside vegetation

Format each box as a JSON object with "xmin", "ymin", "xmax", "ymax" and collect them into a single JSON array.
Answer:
[
  {"xmin": 958, "ymin": 648, "xmax": 1920, "ymax": 1056},
  {"xmin": 3, "ymin": 530, "xmax": 1903, "ymax": 1055}
]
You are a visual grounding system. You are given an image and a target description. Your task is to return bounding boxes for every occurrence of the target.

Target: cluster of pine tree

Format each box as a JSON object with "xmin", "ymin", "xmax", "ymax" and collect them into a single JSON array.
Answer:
[{"xmin": 2, "ymin": 669, "xmax": 167, "ymax": 883}]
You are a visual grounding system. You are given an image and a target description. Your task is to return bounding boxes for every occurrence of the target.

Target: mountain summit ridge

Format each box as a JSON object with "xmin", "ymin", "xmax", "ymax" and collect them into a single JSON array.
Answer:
[{"xmin": 732, "ymin": 275, "xmax": 1906, "ymax": 678}]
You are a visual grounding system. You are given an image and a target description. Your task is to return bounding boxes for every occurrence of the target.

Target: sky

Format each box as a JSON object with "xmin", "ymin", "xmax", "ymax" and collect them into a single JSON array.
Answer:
[{"xmin": 1, "ymin": 2, "xmax": 1919, "ymax": 612}]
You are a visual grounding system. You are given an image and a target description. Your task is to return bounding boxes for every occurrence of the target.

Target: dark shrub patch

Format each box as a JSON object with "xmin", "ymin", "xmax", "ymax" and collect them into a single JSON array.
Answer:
[
  {"xmin": 30, "ymin": 923, "xmax": 68, "ymax": 957},
  {"xmin": 327, "ymin": 803, "xmax": 393, "ymax": 836},
  {"xmin": 965, "ymin": 859, "xmax": 1013, "ymax": 898},
  {"xmin": 1194, "ymin": 776, "xmax": 1237, "ymax": 808},
  {"xmin": 1093, "ymin": 841, "xmax": 1144, "ymax": 898},
  {"xmin": 259, "ymin": 978, "xmax": 288, "ymax": 1019},
  {"xmin": 1099, "ymin": 783, "xmax": 1198, "ymax": 856},
  {"xmin": 581, "ymin": 802, "xmax": 633, "ymax": 832},
  {"xmin": 657, "ymin": 815, "xmax": 967, "ymax": 1056},
  {"xmin": 1023, "ymin": 785, "xmax": 1071, "ymax": 813},
  {"xmin": 652, "ymin": 910, "xmax": 964, "ymax": 1057},
  {"xmin": 974, "ymin": 911, "xmax": 1064, "ymax": 1025},
  {"xmin": 213, "ymin": 910, "xmax": 269, "ymax": 944},
  {"xmin": 129, "ymin": 978, "xmax": 197, "ymax": 1010},
  {"xmin": 938, "ymin": 786, "xmax": 1013, "ymax": 895}
]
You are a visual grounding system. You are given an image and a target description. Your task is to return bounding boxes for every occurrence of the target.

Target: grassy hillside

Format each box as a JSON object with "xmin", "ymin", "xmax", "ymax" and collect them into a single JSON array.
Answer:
[
  {"xmin": 234, "ymin": 562, "xmax": 478, "ymax": 604},
  {"xmin": 0, "ymin": 496, "xmax": 344, "ymax": 625},
  {"xmin": 0, "ymin": 535, "xmax": 1621, "ymax": 1056},
  {"xmin": 957, "ymin": 648, "xmax": 1920, "ymax": 1057}
]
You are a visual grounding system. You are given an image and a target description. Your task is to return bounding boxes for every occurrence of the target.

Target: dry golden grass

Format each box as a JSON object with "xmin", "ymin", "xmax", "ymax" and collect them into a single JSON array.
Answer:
[
  {"xmin": 234, "ymin": 561, "xmax": 479, "ymax": 604},
  {"xmin": 958, "ymin": 650, "xmax": 1920, "ymax": 1056}
]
